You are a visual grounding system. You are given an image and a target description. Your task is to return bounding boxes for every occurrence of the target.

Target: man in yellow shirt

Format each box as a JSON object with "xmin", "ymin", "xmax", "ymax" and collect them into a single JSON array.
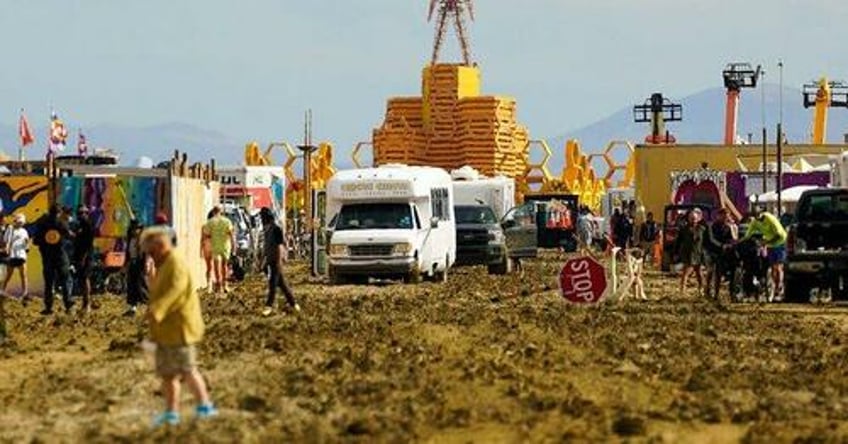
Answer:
[
  {"xmin": 143, "ymin": 227, "xmax": 217, "ymax": 427},
  {"xmin": 742, "ymin": 207, "xmax": 788, "ymax": 300}
]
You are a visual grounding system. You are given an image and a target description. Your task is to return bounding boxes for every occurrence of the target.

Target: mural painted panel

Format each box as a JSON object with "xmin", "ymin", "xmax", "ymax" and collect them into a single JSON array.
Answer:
[
  {"xmin": 0, "ymin": 176, "xmax": 50, "ymax": 295},
  {"xmin": 58, "ymin": 176, "xmax": 166, "ymax": 252}
]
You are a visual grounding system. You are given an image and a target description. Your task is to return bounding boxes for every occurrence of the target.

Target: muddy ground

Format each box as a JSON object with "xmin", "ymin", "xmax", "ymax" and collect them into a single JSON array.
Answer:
[{"xmin": 2, "ymin": 253, "xmax": 848, "ymax": 443}]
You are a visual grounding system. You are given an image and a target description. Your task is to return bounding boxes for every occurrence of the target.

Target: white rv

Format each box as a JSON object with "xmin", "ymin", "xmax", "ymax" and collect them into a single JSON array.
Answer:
[
  {"xmin": 325, "ymin": 165, "xmax": 456, "ymax": 284},
  {"xmin": 450, "ymin": 167, "xmax": 516, "ymax": 219}
]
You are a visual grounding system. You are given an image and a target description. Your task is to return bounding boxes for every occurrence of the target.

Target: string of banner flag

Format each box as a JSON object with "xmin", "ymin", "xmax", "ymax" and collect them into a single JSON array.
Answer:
[{"xmin": 17, "ymin": 109, "xmax": 89, "ymax": 159}]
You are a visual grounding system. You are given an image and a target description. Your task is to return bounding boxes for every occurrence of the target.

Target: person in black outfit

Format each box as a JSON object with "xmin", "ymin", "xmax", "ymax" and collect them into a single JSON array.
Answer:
[
  {"xmin": 613, "ymin": 208, "xmax": 634, "ymax": 250},
  {"xmin": 33, "ymin": 204, "xmax": 73, "ymax": 315},
  {"xmin": 260, "ymin": 208, "xmax": 299, "ymax": 317},
  {"xmin": 704, "ymin": 208, "xmax": 737, "ymax": 301},
  {"xmin": 123, "ymin": 219, "xmax": 149, "ymax": 317},
  {"xmin": 639, "ymin": 211, "xmax": 659, "ymax": 260},
  {"xmin": 72, "ymin": 206, "xmax": 95, "ymax": 311}
]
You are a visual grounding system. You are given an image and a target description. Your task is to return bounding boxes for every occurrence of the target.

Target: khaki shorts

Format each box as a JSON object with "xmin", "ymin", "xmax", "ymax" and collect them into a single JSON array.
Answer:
[{"xmin": 155, "ymin": 344, "xmax": 198, "ymax": 378}]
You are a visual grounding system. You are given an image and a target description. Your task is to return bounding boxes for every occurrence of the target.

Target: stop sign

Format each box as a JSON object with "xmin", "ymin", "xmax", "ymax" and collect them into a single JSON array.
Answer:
[{"xmin": 560, "ymin": 256, "xmax": 607, "ymax": 304}]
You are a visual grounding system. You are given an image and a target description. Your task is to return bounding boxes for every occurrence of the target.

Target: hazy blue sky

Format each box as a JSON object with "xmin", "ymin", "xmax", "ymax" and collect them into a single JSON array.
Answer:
[{"xmin": 1, "ymin": 0, "xmax": 847, "ymax": 155}]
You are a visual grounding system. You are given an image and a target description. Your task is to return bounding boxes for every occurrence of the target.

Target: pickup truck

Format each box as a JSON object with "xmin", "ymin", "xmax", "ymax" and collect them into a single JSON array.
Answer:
[
  {"xmin": 454, "ymin": 203, "xmax": 538, "ymax": 275},
  {"xmin": 785, "ymin": 188, "xmax": 848, "ymax": 302}
]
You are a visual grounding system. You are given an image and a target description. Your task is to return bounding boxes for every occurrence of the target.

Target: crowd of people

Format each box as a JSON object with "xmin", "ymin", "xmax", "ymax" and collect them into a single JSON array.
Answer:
[
  {"xmin": 0, "ymin": 203, "xmax": 301, "ymax": 318},
  {"xmin": 0, "ymin": 203, "xmax": 303, "ymax": 426},
  {"xmin": 671, "ymin": 206, "xmax": 787, "ymax": 301},
  {"xmin": 595, "ymin": 200, "xmax": 788, "ymax": 302},
  {"xmin": 0, "ymin": 204, "xmax": 96, "ymax": 314}
]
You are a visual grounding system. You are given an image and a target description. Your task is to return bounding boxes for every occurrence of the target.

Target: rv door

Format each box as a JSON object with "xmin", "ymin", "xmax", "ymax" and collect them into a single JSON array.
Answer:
[{"xmin": 501, "ymin": 203, "xmax": 538, "ymax": 258}]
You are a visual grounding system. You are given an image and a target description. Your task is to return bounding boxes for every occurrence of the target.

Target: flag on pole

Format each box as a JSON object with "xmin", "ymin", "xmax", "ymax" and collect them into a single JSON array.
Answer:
[
  {"xmin": 77, "ymin": 129, "xmax": 88, "ymax": 156},
  {"xmin": 49, "ymin": 111, "xmax": 68, "ymax": 153},
  {"xmin": 18, "ymin": 110, "xmax": 34, "ymax": 147}
]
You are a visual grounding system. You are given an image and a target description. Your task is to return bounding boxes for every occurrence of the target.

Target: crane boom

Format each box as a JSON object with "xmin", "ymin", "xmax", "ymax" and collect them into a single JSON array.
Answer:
[
  {"xmin": 803, "ymin": 77, "xmax": 848, "ymax": 144},
  {"xmin": 721, "ymin": 63, "xmax": 761, "ymax": 145}
]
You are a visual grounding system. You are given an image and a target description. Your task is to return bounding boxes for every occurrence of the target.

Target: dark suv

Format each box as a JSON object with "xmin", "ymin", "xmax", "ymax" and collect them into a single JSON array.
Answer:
[
  {"xmin": 455, "ymin": 205, "xmax": 511, "ymax": 274},
  {"xmin": 786, "ymin": 188, "xmax": 848, "ymax": 302}
]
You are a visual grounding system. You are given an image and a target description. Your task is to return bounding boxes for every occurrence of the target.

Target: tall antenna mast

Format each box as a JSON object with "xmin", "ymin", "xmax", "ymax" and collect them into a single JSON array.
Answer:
[{"xmin": 428, "ymin": 0, "xmax": 475, "ymax": 65}]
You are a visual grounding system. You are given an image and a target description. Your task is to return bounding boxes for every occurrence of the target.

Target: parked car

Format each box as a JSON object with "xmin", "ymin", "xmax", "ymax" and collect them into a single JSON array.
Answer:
[
  {"xmin": 785, "ymin": 188, "xmax": 848, "ymax": 302},
  {"xmin": 661, "ymin": 204, "xmax": 713, "ymax": 271},
  {"xmin": 454, "ymin": 204, "xmax": 513, "ymax": 274}
]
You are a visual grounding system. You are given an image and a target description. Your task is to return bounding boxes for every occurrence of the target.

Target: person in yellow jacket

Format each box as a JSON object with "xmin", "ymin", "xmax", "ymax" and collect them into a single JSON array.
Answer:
[
  {"xmin": 142, "ymin": 227, "xmax": 217, "ymax": 427},
  {"xmin": 742, "ymin": 207, "xmax": 788, "ymax": 300}
]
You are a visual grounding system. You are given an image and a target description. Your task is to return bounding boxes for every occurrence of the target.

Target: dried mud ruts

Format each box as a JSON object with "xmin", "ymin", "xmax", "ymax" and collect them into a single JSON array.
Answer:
[{"xmin": 1, "ymin": 252, "xmax": 848, "ymax": 442}]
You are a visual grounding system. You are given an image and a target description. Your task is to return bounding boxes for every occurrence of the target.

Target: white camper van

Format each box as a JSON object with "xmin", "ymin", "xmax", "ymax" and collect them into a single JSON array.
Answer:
[
  {"xmin": 450, "ymin": 167, "xmax": 516, "ymax": 219},
  {"xmin": 325, "ymin": 165, "xmax": 456, "ymax": 284}
]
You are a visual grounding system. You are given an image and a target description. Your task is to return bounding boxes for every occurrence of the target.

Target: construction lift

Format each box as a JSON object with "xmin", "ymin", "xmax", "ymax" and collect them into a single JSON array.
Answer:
[
  {"xmin": 803, "ymin": 77, "xmax": 848, "ymax": 144},
  {"xmin": 634, "ymin": 93, "xmax": 682, "ymax": 144},
  {"xmin": 722, "ymin": 63, "xmax": 761, "ymax": 145}
]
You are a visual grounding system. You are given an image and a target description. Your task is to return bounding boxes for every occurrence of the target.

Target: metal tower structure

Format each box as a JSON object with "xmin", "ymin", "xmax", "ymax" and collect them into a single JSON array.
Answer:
[
  {"xmin": 803, "ymin": 77, "xmax": 848, "ymax": 144},
  {"xmin": 633, "ymin": 93, "xmax": 682, "ymax": 144},
  {"xmin": 428, "ymin": 0, "xmax": 474, "ymax": 65},
  {"xmin": 722, "ymin": 62, "xmax": 761, "ymax": 145}
]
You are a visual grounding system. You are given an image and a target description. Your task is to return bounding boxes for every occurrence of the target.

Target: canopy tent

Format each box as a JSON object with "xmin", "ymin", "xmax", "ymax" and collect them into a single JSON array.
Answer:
[{"xmin": 749, "ymin": 185, "xmax": 821, "ymax": 204}]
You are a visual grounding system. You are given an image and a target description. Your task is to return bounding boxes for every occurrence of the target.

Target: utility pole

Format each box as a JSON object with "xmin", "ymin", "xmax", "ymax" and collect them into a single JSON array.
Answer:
[
  {"xmin": 777, "ymin": 60, "xmax": 784, "ymax": 216},
  {"xmin": 297, "ymin": 110, "xmax": 318, "ymax": 268},
  {"xmin": 761, "ymin": 69, "xmax": 768, "ymax": 194}
]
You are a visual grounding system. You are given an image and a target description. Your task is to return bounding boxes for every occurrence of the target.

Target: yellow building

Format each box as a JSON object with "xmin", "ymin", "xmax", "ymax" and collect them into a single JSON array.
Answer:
[{"xmin": 635, "ymin": 144, "xmax": 847, "ymax": 218}]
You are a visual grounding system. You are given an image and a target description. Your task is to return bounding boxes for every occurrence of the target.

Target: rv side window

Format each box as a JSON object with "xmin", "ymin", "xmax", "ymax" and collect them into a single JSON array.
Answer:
[{"xmin": 430, "ymin": 188, "xmax": 451, "ymax": 221}]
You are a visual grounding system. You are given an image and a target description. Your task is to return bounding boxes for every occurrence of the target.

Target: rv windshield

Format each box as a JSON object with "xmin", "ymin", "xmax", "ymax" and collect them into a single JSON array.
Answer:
[{"xmin": 336, "ymin": 203, "xmax": 415, "ymax": 230}]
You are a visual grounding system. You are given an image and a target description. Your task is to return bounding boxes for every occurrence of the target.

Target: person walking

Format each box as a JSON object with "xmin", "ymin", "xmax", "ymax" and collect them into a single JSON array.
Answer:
[
  {"xmin": 676, "ymin": 209, "xmax": 706, "ymax": 297},
  {"xmin": 2, "ymin": 214, "xmax": 30, "ymax": 300},
  {"xmin": 613, "ymin": 207, "xmax": 634, "ymax": 251},
  {"xmin": 200, "ymin": 209, "xmax": 215, "ymax": 291},
  {"xmin": 575, "ymin": 206, "xmax": 594, "ymax": 254},
  {"xmin": 72, "ymin": 206, "xmax": 95, "ymax": 311},
  {"xmin": 202, "ymin": 206, "xmax": 235, "ymax": 294},
  {"xmin": 142, "ymin": 227, "xmax": 217, "ymax": 427},
  {"xmin": 33, "ymin": 205, "xmax": 73, "ymax": 315},
  {"xmin": 742, "ymin": 207, "xmax": 788, "ymax": 300},
  {"xmin": 639, "ymin": 212, "xmax": 660, "ymax": 262},
  {"xmin": 260, "ymin": 208, "xmax": 299, "ymax": 316},
  {"xmin": 124, "ymin": 219, "xmax": 148, "ymax": 317},
  {"xmin": 704, "ymin": 208, "xmax": 737, "ymax": 301}
]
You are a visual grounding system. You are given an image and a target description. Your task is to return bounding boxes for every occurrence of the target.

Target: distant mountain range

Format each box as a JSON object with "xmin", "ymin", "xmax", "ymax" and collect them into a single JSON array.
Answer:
[
  {"xmin": 0, "ymin": 122, "xmax": 241, "ymax": 165},
  {"xmin": 3, "ymin": 83, "xmax": 847, "ymax": 170},
  {"xmin": 548, "ymin": 83, "xmax": 848, "ymax": 167}
]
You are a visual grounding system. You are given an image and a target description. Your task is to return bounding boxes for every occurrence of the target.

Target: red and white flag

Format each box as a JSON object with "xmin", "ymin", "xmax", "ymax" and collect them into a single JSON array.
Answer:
[{"xmin": 18, "ymin": 110, "xmax": 34, "ymax": 147}]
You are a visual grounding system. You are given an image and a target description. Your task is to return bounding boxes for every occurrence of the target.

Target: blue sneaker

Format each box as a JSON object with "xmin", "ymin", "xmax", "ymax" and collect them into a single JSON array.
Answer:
[
  {"xmin": 195, "ymin": 403, "xmax": 219, "ymax": 419},
  {"xmin": 153, "ymin": 411, "xmax": 180, "ymax": 428}
]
